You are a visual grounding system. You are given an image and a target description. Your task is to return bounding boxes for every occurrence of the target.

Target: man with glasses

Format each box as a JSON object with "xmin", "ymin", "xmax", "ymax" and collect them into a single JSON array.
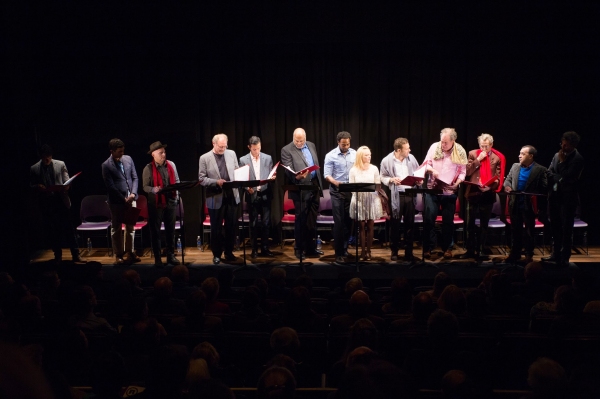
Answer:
[
  {"xmin": 461, "ymin": 133, "xmax": 505, "ymax": 260},
  {"xmin": 199, "ymin": 133, "xmax": 241, "ymax": 265},
  {"xmin": 323, "ymin": 131, "xmax": 356, "ymax": 264}
]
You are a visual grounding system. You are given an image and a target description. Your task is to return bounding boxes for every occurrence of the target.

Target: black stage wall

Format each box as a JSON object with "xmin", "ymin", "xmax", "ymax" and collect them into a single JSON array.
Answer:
[{"xmin": 7, "ymin": 2, "xmax": 599, "ymax": 265}]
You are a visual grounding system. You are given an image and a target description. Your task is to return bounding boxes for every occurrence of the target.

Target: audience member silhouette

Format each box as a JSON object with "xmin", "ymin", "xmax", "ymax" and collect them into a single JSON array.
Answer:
[{"xmin": 201, "ymin": 277, "xmax": 231, "ymax": 314}]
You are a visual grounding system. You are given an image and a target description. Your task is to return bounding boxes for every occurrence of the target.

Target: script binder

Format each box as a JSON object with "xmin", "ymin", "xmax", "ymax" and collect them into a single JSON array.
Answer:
[
  {"xmin": 281, "ymin": 164, "xmax": 320, "ymax": 175},
  {"xmin": 46, "ymin": 171, "xmax": 82, "ymax": 191},
  {"xmin": 462, "ymin": 175, "xmax": 499, "ymax": 188}
]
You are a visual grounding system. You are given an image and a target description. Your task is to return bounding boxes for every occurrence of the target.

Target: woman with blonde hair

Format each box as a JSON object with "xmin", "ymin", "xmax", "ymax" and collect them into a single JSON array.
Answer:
[{"xmin": 349, "ymin": 146, "xmax": 383, "ymax": 260}]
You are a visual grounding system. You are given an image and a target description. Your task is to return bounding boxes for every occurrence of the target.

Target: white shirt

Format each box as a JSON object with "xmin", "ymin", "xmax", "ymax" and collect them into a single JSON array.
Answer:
[{"xmin": 251, "ymin": 154, "xmax": 261, "ymax": 191}]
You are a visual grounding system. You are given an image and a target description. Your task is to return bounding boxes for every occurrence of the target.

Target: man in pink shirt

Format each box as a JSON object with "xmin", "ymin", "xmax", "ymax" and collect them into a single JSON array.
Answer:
[{"xmin": 422, "ymin": 128, "xmax": 467, "ymax": 259}]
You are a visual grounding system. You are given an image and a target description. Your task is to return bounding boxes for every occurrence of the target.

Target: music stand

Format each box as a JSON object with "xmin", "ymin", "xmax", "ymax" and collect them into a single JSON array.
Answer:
[
  {"xmin": 159, "ymin": 181, "xmax": 199, "ymax": 265},
  {"xmin": 339, "ymin": 182, "xmax": 376, "ymax": 272},
  {"xmin": 282, "ymin": 184, "xmax": 321, "ymax": 272},
  {"xmin": 408, "ymin": 188, "xmax": 442, "ymax": 269}
]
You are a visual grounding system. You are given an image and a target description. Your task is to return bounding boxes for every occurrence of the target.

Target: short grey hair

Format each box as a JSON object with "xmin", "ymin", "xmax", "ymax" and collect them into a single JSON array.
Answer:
[
  {"xmin": 212, "ymin": 133, "xmax": 228, "ymax": 144},
  {"xmin": 477, "ymin": 133, "xmax": 494, "ymax": 145},
  {"xmin": 440, "ymin": 128, "xmax": 457, "ymax": 141}
]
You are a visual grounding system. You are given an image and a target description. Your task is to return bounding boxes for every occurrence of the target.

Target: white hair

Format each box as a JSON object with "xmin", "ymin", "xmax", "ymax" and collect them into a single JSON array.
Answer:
[
  {"xmin": 440, "ymin": 128, "xmax": 457, "ymax": 141},
  {"xmin": 212, "ymin": 133, "xmax": 228, "ymax": 144},
  {"xmin": 477, "ymin": 133, "xmax": 494, "ymax": 145}
]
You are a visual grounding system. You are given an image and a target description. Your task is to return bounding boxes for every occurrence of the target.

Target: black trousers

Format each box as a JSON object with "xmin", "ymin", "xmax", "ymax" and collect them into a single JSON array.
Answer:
[
  {"xmin": 509, "ymin": 205, "xmax": 536, "ymax": 257},
  {"xmin": 389, "ymin": 193, "xmax": 416, "ymax": 255},
  {"xmin": 293, "ymin": 186, "xmax": 320, "ymax": 253},
  {"xmin": 41, "ymin": 198, "xmax": 79, "ymax": 259},
  {"xmin": 148, "ymin": 202, "xmax": 177, "ymax": 259},
  {"xmin": 208, "ymin": 196, "xmax": 238, "ymax": 258},
  {"xmin": 464, "ymin": 195, "xmax": 494, "ymax": 253},
  {"xmin": 549, "ymin": 193, "xmax": 577, "ymax": 261},
  {"xmin": 330, "ymin": 186, "xmax": 352, "ymax": 256},
  {"xmin": 247, "ymin": 197, "xmax": 271, "ymax": 251}
]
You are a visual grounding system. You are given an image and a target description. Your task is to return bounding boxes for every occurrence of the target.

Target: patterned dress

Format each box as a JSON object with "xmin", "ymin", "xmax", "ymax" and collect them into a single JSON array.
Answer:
[{"xmin": 349, "ymin": 164, "xmax": 383, "ymax": 221}]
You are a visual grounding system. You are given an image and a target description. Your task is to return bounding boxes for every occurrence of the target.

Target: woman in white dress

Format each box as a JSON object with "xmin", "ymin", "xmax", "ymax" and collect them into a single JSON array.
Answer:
[{"xmin": 349, "ymin": 146, "xmax": 383, "ymax": 260}]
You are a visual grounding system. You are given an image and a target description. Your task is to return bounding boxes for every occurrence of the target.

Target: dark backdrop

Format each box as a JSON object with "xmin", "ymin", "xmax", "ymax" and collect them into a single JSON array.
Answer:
[{"xmin": 7, "ymin": 2, "xmax": 599, "ymax": 264}]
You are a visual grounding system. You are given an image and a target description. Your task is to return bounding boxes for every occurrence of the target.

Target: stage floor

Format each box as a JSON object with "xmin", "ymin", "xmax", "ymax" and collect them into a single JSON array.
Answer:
[{"xmin": 27, "ymin": 243, "xmax": 597, "ymax": 288}]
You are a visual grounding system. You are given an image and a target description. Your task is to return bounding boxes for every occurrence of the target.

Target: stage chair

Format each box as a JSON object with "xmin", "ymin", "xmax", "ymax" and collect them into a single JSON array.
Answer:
[
  {"xmin": 77, "ymin": 195, "xmax": 113, "ymax": 256},
  {"xmin": 317, "ymin": 188, "xmax": 334, "ymax": 239},
  {"xmin": 475, "ymin": 193, "xmax": 507, "ymax": 255},
  {"xmin": 123, "ymin": 195, "xmax": 148, "ymax": 255},
  {"xmin": 280, "ymin": 190, "xmax": 296, "ymax": 248}
]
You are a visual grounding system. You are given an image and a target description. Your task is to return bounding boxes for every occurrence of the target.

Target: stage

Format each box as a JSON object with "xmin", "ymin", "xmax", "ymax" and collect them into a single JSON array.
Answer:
[{"xmin": 26, "ymin": 242, "xmax": 597, "ymax": 289}]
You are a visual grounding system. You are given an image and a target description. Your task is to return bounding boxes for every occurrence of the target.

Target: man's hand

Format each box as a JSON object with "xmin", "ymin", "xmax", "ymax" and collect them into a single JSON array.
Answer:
[
  {"xmin": 217, "ymin": 179, "xmax": 226, "ymax": 186},
  {"xmin": 296, "ymin": 170, "xmax": 310, "ymax": 180},
  {"xmin": 247, "ymin": 187, "xmax": 255, "ymax": 194},
  {"xmin": 480, "ymin": 186, "xmax": 491, "ymax": 192},
  {"xmin": 125, "ymin": 193, "xmax": 135, "ymax": 204},
  {"xmin": 391, "ymin": 177, "xmax": 402, "ymax": 185},
  {"xmin": 430, "ymin": 168, "xmax": 439, "ymax": 179},
  {"xmin": 505, "ymin": 186, "xmax": 512, "ymax": 193},
  {"xmin": 152, "ymin": 186, "xmax": 161, "ymax": 194},
  {"xmin": 477, "ymin": 151, "xmax": 488, "ymax": 161}
]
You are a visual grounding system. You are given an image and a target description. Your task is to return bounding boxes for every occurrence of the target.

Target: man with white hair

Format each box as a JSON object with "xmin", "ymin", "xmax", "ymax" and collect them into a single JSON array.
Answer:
[
  {"xmin": 461, "ymin": 133, "xmax": 505, "ymax": 259},
  {"xmin": 199, "ymin": 134, "xmax": 240, "ymax": 265},
  {"xmin": 422, "ymin": 128, "xmax": 467, "ymax": 259},
  {"xmin": 280, "ymin": 127, "xmax": 323, "ymax": 260}
]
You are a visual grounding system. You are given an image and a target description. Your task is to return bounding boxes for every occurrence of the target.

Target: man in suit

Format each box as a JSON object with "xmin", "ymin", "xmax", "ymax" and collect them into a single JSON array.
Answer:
[
  {"xmin": 142, "ymin": 141, "xmax": 181, "ymax": 267},
  {"xmin": 323, "ymin": 131, "xmax": 356, "ymax": 264},
  {"xmin": 239, "ymin": 136, "xmax": 276, "ymax": 259},
  {"xmin": 198, "ymin": 133, "xmax": 241, "ymax": 265},
  {"xmin": 30, "ymin": 144, "xmax": 82, "ymax": 263},
  {"xmin": 503, "ymin": 145, "xmax": 547, "ymax": 264},
  {"xmin": 101, "ymin": 138, "xmax": 140, "ymax": 265},
  {"xmin": 543, "ymin": 131, "xmax": 584, "ymax": 267},
  {"xmin": 461, "ymin": 133, "xmax": 505, "ymax": 260},
  {"xmin": 280, "ymin": 127, "xmax": 323, "ymax": 260}
]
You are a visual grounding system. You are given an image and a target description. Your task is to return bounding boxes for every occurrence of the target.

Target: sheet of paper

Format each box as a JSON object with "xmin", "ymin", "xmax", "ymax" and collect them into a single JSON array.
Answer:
[{"xmin": 234, "ymin": 165, "xmax": 249, "ymax": 181}]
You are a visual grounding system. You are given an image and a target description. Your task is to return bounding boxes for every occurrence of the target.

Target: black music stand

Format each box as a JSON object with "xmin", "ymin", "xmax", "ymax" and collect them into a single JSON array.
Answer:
[
  {"xmin": 409, "ymin": 188, "xmax": 443, "ymax": 269},
  {"xmin": 496, "ymin": 191, "xmax": 548, "ymax": 270},
  {"xmin": 339, "ymin": 182, "xmax": 376, "ymax": 272},
  {"xmin": 282, "ymin": 184, "xmax": 321, "ymax": 272},
  {"xmin": 159, "ymin": 181, "xmax": 199, "ymax": 265}
]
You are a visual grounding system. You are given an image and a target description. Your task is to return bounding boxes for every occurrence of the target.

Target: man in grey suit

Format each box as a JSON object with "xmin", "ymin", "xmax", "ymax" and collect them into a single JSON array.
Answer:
[
  {"xmin": 239, "ymin": 136, "xmax": 276, "ymax": 259},
  {"xmin": 280, "ymin": 127, "xmax": 323, "ymax": 260},
  {"xmin": 30, "ymin": 144, "xmax": 82, "ymax": 263},
  {"xmin": 503, "ymin": 145, "xmax": 548, "ymax": 264},
  {"xmin": 198, "ymin": 133, "xmax": 241, "ymax": 265},
  {"xmin": 101, "ymin": 138, "xmax": 140, "ymax": 265}
]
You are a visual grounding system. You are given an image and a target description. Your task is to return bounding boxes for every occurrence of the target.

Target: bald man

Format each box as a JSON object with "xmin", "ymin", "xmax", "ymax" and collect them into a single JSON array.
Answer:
[{"xmin": 280, "ymin": 128, "xmax": 323, "ymax": 260}]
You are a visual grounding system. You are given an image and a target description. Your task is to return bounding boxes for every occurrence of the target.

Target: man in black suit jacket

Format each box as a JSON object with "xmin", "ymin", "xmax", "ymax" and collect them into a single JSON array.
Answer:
[
  {"xmin": 503, "ymin": 145, "xmax": 547, "ymax": 264},
  {"xmin": 239, "ymin": 136, "xmax": 276, "ymax": 258},
  {"xmin": 101, "ymin": 138, "xmax": 140, "ymax": 265},
  {"xmin": 280, "ymin": 128, "xmax": 323, "ymax": 260},
  {"xmin": 30, "ymin": 144, "xmax": 82, "ymax": 263},
  {"xmin": 543, "ymin": 131, "xmax": 584, "ymax": 267}
]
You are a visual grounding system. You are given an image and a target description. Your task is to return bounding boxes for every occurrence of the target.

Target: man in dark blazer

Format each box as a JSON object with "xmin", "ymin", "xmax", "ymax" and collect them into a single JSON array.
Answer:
[
  {"xmin": 101, "ymin": 138, "xmax": 140, "ymax": 265},
  {"xmin": 198, "ymin": 133, "xmax": 241, "ymax": 265},
  {"xmin": 503, "ymin": 145, "xmax": 547, "ymax": 264},
  {"xmin": 543, "ymin": 131, "xmax": 584, "ymax": 267},
  {"xmin": 30, "ymin": 144, "xmax": 81, "ymax": 263},
  {"xmin": 280, "ymin": 127, "xmax": 323, "ymax": 260},
  {"xmin": 239, "ymin": 136, "xmax": 276, "ymax": 258}
]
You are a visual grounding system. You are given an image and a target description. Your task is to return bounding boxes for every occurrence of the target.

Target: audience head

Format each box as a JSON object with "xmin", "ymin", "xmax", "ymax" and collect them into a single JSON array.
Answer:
[
  {"xmin": 412, "ymin": 291, "xmax": 435, "ymax": 321},
  {"xmin": 188, "ymin": 290, "xmax": 207, "ymax": 316},
  {"xmin": 257, "ymin": 366, "xmax": 297, "ymax": 399},
  {"xmin": 524, "ymin": 261, "xmax": 544, "ymax": 283},
  {"xmin": 583, "ymin": 300, "xmax": 600, "ymax": 316},
  {"xmin": 200, "ymin": 277, "xmax": 220, "ymax": 303},
  {"xmin": 553, "ymin": 285, "xmax": 579, "ymax": 314},
  {"xmin": 527, "ymin": 357, "xmax": 567, "ymax": 399},
  {"xmin": 270, "ymin": 327, "xmax": 300, "ymax": 358},
  {"xmin": 191, "ymin": 341, "xmax": 220, "ymax": 370},
  {"xmin": 154, "ymin": 277, "xmax": 174, "ymax": 299},
  {"xmin": 171, "ymin": 265, "xmax": 189, "ymax": 283},
  {"xmin": 349, "ymin": 290, "xmax": 371, "ymax": 318},
  {"xmin": 123, "ymin": 269, "xmax": 142, "ymax": 287},
  {"xmin": 293, "ymin": 274, "xmax": 313, "ymax": 291},
  {"xmin": 345, "ymin": 278, "xmax": 363, "ymax": 295},
  {"xmin": 345, "ymin": 318, "xmax": 379, "ymax": 357},
  {"xmin": 432, "ymin": 272, "xmax": 451, "ymax": 298},
  {"xmin": 437, "ymin": 285, "xmax": 466, "ymax": 315},
  {"xmin": 269, "ymin": 268, "xmax": 287, "ymax": 287},
  {"xmin": 441, "ymin": 369, "xmax": 474, "ymax": 399},
  {"xmin": 265, "ymin": 354, "xmax": 297, "ymax": 380},
  {"xmin": 185, "ymin": 358, "xmax": 210, "ymax": 390}
]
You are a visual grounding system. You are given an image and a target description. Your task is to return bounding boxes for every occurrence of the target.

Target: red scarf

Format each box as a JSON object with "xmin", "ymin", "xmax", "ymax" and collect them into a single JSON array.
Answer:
[
  {"xmin": 476, "ymin": 148, "xmax": 506, "ymax": 192},
  {"xmin": 151, "ymin": 160, "xmax": 176, "ymax": 208}
]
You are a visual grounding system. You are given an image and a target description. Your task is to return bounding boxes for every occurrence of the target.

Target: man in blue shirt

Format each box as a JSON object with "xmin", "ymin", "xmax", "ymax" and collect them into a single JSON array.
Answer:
[
  {"xmin": 503, "ymin": 145, "xmax": 547, "ymax": 264},
  {"xmin": 324, "ymin": 131, "xmax": 356, "ymax": 263}
]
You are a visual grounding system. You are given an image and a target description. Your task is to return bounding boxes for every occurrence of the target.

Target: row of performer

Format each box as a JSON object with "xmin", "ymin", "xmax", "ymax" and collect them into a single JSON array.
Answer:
[{"xmin": 30, "ymin": 128, "xmax": 583, "ymax": 267}]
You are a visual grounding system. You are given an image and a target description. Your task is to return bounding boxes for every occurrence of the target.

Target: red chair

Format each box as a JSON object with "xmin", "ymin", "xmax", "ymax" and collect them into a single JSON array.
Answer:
[{"xmin": 280, "ymin": 190, "xmax": 296, "ymax": 248}]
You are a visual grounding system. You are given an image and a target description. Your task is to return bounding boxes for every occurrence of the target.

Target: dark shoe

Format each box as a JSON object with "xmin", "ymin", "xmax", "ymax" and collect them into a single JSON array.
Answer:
[
  {"xmin": 224, "ymin": 254, "xmax": 238, "ymax": 262},
  {"xmin": 213, "ymin": 257, "xmax": 221, "ymax": 265},
  {"xmin": 541, "ymin": 254, "xmax": 561, "ymax": 263},
  {"xmin": 114, "ymin": 257, "xmax": 126, "ymax": 266},
  {"xmin": 154, "ymin": 260, "xmax": 165, "ymax": 267},
  {"xmin": 391, "ymin": 252, "xmax": 399, "ymax": 261},
  {"xmin": 295, "ymin": 251, "xmax": 306, "ymax": 260},
  {"xmin": 305, "ymin": 251, "xmax": 322, "ymax": 258},
  {"xmin": 404, "ymin": 254, "xmax": 416, "ymax": 262},
  {"xmin": 314, "ymin": 249, "xmax": 325, "ymax": 255},
  {"xmin": 335, "ymin": 256, "xmax": 346, "ymax": 264},
  {"xmin": 167, "ymin": 255, "xmax": 181, "ymax": 266},
  {"xmin": 251, "ymin": 251, "xmax": 258, "ymax": 259},
  {"xmin": 364, "ymin": 251, "xmax": 372, "ymax": 261},
  {"xmin": 72, "ymin": 254, "xmax": 85, "ymax": 263},
  {"xmin": 126, "ymin": 253, "xmax": 141, "ymax": 263},
  {"xmin": 261, "ymin": 249, "xmax": 275, "ymax": 257},
  {"xmin": 343, "ymin": 250, "xmax": 350, "ymax": 257},
  {"xmin": 443, "ymin": 250, "xmax": 453, "ymax": 259}
]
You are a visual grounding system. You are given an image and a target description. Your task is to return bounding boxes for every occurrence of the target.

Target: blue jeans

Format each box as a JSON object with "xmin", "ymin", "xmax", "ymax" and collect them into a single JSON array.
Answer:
[{"xmin": 423, "ymin": 193, "xmax": 457, "ymax": 252}]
